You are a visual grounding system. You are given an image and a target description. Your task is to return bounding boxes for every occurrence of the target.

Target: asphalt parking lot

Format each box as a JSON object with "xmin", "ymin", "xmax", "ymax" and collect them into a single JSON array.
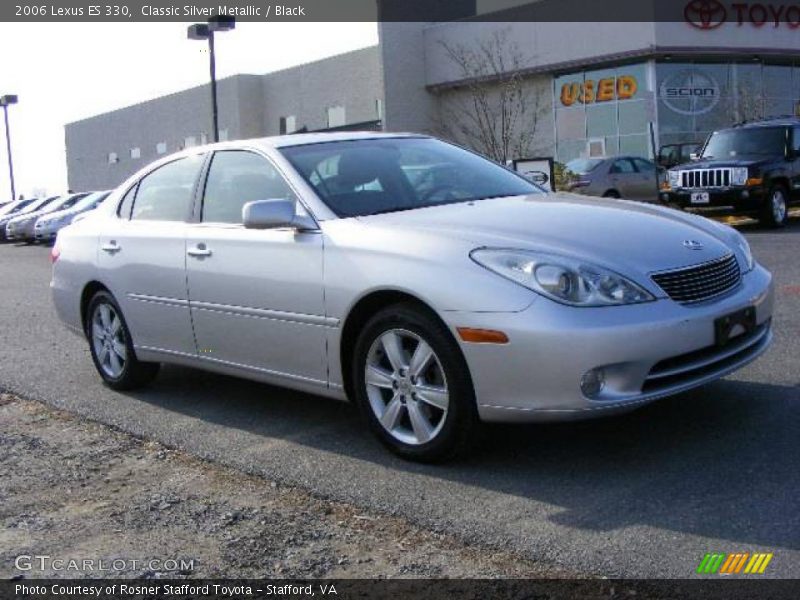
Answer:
[{"xmin": 0, "ymin": 220, "xmax": 798, "ymax": 579}]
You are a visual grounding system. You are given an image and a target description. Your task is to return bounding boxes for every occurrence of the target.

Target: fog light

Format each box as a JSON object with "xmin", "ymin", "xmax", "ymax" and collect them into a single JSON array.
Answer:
[
  {"xmin": 741, "ymin": 190, "xmax": 750, "ymax": 199},
  {"xmin": 581, "ymin": 368, "xmax": 605, "ymax": 398}
]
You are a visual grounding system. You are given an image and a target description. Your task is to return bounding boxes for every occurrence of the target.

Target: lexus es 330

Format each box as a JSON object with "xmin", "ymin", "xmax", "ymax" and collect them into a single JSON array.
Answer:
[{"xmin": 51, "ymin": 133, "xmax": 773, "ymax": 461}]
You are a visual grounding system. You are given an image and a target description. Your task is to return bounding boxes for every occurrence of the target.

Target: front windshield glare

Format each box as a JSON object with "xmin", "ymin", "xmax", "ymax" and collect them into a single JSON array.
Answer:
[
  {"xmin": 279, "ymin": 137, "xmax": 540, "ymax": 217},
  {"xmin": 702, "ymin": 127, "xmax": 787, "ymax": 158}
]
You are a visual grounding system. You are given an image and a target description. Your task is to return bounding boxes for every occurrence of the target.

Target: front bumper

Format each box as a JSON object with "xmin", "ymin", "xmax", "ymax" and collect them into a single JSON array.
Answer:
[
  {"xmin": 447, "ymin": 264, "xmax": 773, "ymax": 422},
  {"xmin": 34, "ymin": 224, "xmax": 58, "ymax": 241},
  {"xmin": 663, "ymin": 186, "xmax": 766, "ymax": 214},
  {"xmin": 6, "ymin": 219, "xmax": 37, "ymax": 241}
]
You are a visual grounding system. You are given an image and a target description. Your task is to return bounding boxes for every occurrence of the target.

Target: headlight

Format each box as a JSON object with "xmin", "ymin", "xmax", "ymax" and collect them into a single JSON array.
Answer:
[
  {"xmin": 668, "ymin": 171, "xmax": 680, "ymax": 187},
  {"xmin": 735, "ymin": 233, "xmax": 754, "ymax": 272},
  {"xmin": 470, "ymin": 249, "xmax": 655, "ymax": 307},
  {"xmin": 731, "ymin": 167, "xmax": 748, "ymax": 186}
]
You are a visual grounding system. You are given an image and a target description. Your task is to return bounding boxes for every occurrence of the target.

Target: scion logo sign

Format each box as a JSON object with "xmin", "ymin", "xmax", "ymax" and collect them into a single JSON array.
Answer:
[
  {"xmin": 685, "ymin": 0, "xmax": 728, "ymax": 29},
  {"xmin": 659, "ymin": 70, "xmax": 721, "ymax": 115},
  {"xmin": 685, "ymin": 0, "xmax": 800, "ymax": 28}
]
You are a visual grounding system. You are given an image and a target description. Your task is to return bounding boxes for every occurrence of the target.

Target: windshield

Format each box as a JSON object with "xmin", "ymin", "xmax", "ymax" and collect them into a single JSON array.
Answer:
[
  {"xmin": 18, "ymin": 196, "xmax": 58, "ymax": 214},
  {"xmin": 566, "ymin": 158, "xmax": 603, "ymax": 174},
  {"xmin": 71, "ymin": 191, "xmax": 108, "ymax": 212},
  {"xmin": 702, "ymin": 127, "xmax": 787, "ymax": 158},
  {"xmin": 279, "ymin": 137, "xmax": 540, "ymax": 218},
  {"xmin": 0, "ymin": 199, "xmax": 31, "ymax": 217}
]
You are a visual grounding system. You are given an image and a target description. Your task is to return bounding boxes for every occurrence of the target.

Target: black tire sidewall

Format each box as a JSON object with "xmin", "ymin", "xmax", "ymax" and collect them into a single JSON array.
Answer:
[
  {"xmin": 85, "ymin": 291, "xmax": 140, "ymax": 389},
  {"xmin": 762, "ymin": 185, "xmax": 788, "ymax": 228},
  {"xmin": 352, "ymin": 304, "xmax": 477, "ymax": 462}
]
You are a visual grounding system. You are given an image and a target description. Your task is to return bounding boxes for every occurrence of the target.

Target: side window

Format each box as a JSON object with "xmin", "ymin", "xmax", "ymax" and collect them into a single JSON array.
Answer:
[
  {"xmin": 117, "ymin": 184, "xmax": 137, "ymax": 219},
  {"xmin": 131, "ymin": 155, "xmax": 204, "ymax": 222},
  {"xmin": 610, "ymin": 159, "xmax": 635, "ymax": 174},
  {"xmin": 202, "ymin": 150, "xmax": 297, "ymax": 224},
  {"xmin": 633, "ymin": 158, "xmax": 655, "ymax": 172}
]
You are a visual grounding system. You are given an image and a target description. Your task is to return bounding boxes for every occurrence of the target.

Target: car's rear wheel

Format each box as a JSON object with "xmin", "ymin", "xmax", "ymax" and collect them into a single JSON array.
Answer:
[
  {"xmin": 603, "ymin": 190, "xmax": 621, "ymax": 199},
  {"xmin": 352, "ymin": 303, "xmax": 478, "ymax": 462},
  {"xmin": 86, "ymin": 291, "xmax": 159, "ymax": 390},
  {"xmin": 760, "ymin": 185, "xmax": 788, "ymax": 228}
]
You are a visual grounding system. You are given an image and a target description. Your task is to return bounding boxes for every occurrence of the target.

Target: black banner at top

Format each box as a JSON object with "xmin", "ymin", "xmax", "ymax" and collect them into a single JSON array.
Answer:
[{"xmin": 4, "ymin": 0, "xmax": 800, "ymax": 24}]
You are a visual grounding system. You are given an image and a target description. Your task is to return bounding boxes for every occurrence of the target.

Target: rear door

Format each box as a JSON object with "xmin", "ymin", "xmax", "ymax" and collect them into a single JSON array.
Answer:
[
  {"xmin": 608, "ymin": 158, "xmax": 639, "ymax": 198},
  {"xmin": 97, "ymin": 153, "xmax": 205, "ymax": 357},
  {"xmin": 631, "ymin": 158, "xmax": 659, "ymax": 202},
  {"xmin": 185, "ymin": 149, "xmax": 327, "ymax": 385}
]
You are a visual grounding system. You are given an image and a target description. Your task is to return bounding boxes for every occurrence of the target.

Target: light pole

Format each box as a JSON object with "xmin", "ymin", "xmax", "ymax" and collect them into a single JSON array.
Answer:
[
  {"xmin": 0, "ymin": 94, "xmax": 18, "ymax": 200},
  {"xmin": 187, "ymin": 16, "xmax": 235, "ymax": 143}
]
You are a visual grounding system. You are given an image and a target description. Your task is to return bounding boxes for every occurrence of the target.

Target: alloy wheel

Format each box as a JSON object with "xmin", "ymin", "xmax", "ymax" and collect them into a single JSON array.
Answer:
[
  {"xmin": 772, "ymin": 189, "xmax": 787, "ymax": 224},
  {"xmin": 364, "ymin": 329, "xmax": 449, "ymax": 446},
  {"xmin": 91, "ymin": 302, "xmax": 127, "ymax": 378}
]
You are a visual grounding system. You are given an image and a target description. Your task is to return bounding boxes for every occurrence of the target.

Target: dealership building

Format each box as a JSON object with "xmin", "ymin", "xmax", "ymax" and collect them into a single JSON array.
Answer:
[{"xmin": 66, "ymin": 12, "xmax": 800, "ymax": 191}]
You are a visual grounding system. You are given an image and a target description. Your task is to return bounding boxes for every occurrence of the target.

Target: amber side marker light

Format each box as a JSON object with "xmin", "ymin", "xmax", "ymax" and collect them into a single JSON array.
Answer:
[
  {"xmin": 457, "ymin": 328, "xmax": 509, "ymax": 344},
  {"xmin": 746, "ymin": 177, "xmax": 763, "ymax": 187}
]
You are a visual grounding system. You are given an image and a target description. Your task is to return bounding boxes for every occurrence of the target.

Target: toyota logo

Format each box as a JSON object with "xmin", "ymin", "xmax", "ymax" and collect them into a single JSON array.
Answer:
[
  {"xmin": 683, "ymin": 240, "xmax": 705, "ymax": 250},
  {"xmin": 684, "ymin": 0, "xmax": 727, "ymax": 29}
]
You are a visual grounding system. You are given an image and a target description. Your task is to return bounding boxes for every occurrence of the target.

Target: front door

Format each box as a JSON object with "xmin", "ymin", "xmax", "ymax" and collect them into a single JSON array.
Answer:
[
  {"xmin": 185, "ymin": 149, "xmax": 327, "ymax": 386},
  {"xmin": 97, "ymin": 154, "xmax": 205, "ymax": 356}
]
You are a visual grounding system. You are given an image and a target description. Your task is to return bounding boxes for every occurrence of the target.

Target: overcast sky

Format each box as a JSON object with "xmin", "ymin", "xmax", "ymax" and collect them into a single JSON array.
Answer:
[{"xmin": 0, "ymin": 22, "xmax": 378, "ymax": 199}]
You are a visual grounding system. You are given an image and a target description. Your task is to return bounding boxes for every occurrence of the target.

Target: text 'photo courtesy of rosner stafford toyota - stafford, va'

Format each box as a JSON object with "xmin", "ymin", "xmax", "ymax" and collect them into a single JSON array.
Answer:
[{"xmin": 0, "ymin": 1, "xmax": 799, "ymax": 597}]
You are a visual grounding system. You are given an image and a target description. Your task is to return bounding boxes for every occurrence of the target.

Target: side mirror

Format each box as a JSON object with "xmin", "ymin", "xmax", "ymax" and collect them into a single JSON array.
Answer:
[
  {"xmin": 689, "ymin": 153, "xmax": 700, "ymax": 161},
  {"xmin": 242, "ymin": 199, "xmax": 317, "ymax": 231}
]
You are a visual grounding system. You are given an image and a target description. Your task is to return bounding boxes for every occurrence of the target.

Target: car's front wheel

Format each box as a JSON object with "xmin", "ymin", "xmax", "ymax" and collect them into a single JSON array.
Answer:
[
  {"xmin": 352, "ymin": 303, "xmax": 478, "ymax": 462},
  {"xmin": 86, "ymin": 290, "xmax": 159, "ymax": 390}
]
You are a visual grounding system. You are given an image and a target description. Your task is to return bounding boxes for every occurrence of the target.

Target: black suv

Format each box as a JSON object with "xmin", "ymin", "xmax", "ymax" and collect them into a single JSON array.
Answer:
[{"xmin": 662, "ymin": 117, "xmax": 800, "ymax": 227}]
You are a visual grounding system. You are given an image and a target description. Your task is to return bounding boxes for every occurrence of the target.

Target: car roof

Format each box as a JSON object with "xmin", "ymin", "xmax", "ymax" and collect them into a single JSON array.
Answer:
[
  {"xmin": 188, "ymin": 131, "xmax": 428, "ymax": 153},
  {"xmin": 734, "ymin": 116, "xmax": 800, "ymax": 129}
]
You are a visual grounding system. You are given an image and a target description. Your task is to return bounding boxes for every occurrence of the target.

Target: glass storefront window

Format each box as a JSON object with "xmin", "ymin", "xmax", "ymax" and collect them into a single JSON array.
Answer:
[
  {"xmin": 586, "ymin": 104, "xmax": 616, "ymax": 137},
  {"xmin": 555, "ymin": 62, "xmax": 652, "ymax": 161},
  {"xmin": 655, "ymin": 60, "xmax": 798, "ymax": 157}
]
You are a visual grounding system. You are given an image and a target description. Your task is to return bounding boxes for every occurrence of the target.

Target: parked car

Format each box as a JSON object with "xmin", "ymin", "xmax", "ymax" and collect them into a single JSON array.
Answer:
[
  {"xmin": 662, "ymin": 117, "xmax": 800, "ymax": 227},
  {"xmin": 35, "ymin": 190, "xmax": 110, "ymax": 243},
  {"xmin": 658, "ymin": 142, "xmax": 702, "ymax": 169},
  {"xmin": 6, "ymin": 193, "xmax": 88, "ymax": 242},
  {"xmin": 565, "ymin": 156, "xmax": 660, "ymax": 202},
  {"xmin": 52, "ymin": 133, "xmax": 773, "ymax": 461},
  {"xmin": 0, "ymin": 196, "xmax": 59, "ymax": 241},
  {"xmin": 0, "ymin": 197, "xmax": 37, "ymax": 220}
]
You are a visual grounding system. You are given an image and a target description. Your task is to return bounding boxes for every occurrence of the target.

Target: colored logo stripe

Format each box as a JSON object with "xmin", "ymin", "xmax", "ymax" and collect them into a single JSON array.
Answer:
[{"xmin": 697, "ymin": 552, "xmax": 773, "ymax": 574}]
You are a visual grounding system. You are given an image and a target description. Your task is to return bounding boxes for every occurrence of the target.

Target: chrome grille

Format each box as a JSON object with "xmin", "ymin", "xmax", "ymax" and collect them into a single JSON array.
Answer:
[
  {"xmin": 651, "ymin": 254, "xmax": 740, "ymax": 304},
  {"xmin": 679, "ymin": 168, "xmax": 732, "ymax": 188}
]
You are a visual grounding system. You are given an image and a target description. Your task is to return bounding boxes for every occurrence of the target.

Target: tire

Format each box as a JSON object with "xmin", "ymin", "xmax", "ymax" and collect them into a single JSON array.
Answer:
[
  {"xmin": 603, "ymin": 190, "xmax": 621, "ymax": 199},
  {"xmin": 760, "ymin": 184, "xmax": 789, "ymax": 228},
  {"xmin": 85, "ymin": 290, "xmax": 159, "ymax": 390},
  {"xmin": 352, "ymin": 303, "xmax": 479, "ymax": 463}
]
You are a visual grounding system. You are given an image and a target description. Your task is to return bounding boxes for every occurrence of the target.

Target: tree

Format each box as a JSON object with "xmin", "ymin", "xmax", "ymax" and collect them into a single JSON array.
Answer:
[{"xmin": 433, "ymin": 29, "xmax": 545, "ymax": 164}]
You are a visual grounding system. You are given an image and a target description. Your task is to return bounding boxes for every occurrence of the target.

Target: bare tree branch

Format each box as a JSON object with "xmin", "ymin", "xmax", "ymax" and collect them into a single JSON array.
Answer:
[{"xmin": 434, "ymin": 29, "xmax": 544, "ymax": 164}]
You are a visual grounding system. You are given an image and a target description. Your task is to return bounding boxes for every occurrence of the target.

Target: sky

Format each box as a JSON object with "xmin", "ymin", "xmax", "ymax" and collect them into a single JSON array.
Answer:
[{"xmin": 0, "ymin": 22, "xmax": 378, "ymax": 199}]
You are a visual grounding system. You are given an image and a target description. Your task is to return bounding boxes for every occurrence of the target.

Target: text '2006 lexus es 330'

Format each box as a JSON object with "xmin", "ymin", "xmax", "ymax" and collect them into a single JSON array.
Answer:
[{"xmin": 51, "ymin": 133, "xmax": 774, "ymax": 462}]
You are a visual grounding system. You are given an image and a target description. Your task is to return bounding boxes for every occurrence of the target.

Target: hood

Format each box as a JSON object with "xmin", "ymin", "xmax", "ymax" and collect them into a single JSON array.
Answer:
[
  {"xmin": 673, "ymin": 156, "xmax": 772, "ymax": 170},
  {"xmin": 356, "ymin": 193, "xmax": 739, "ymax": 277},
  {"xmin": 38, "ymin": 205, "xmax": 84, "ymax": 223}
]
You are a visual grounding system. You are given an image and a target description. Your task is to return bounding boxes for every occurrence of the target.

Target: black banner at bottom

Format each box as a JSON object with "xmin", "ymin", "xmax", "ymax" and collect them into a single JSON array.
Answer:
[{"xmin": 4, "ymin": 579, "xmax": 800, "ymax": 600}]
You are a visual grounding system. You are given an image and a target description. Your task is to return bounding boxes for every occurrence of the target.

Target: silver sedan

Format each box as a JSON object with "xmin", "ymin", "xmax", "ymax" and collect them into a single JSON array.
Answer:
[{"xmin": 51, "ymin": 133, "xmax": 773, "ymax": 462}]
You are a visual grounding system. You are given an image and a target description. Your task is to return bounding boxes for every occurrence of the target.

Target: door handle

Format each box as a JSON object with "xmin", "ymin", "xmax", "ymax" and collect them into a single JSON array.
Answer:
[
  {"xmin": 101, "ymin": 241, "xmax": 121, "ymax": 253},
  {"xmin": 187, "ymin": 244, "xmax": 212, "ymax": 258}
]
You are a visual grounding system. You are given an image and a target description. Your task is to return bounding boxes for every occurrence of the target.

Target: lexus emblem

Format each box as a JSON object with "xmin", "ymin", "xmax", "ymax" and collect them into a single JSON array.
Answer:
[
  {"xmin": 683, "ymin": 239, "xmax": 705, "ymax": 250},
  {"xmin": 684, "ymin": 0, "xmax": 727, "ymax": 30}
]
